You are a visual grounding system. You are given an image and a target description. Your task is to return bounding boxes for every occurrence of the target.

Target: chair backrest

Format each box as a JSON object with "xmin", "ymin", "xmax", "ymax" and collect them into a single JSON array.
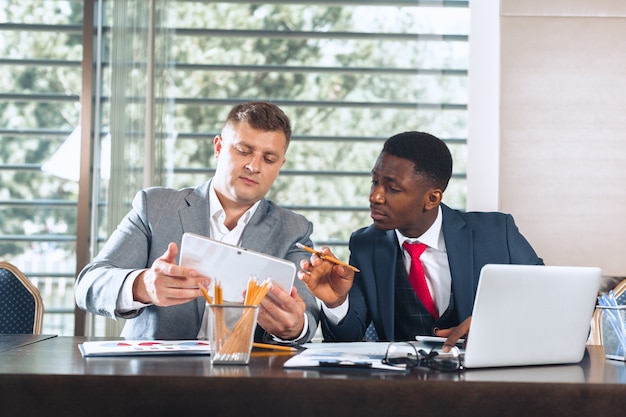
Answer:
[
  {"xmin": 590, "ymin": 278, "xmax": 626, "ymax": 345},
  {"xmin": 0, "ymin": 261, "xmax": 44, "ymax": 334}
]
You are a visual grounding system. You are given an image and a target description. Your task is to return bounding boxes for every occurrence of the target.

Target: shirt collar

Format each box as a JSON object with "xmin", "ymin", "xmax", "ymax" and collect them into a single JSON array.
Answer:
[
  {"xmin": 395, "ymin": 205, "xmax": 444, "ymax": 250},
  {"xmin": 209, "ymin": 182, "xmax": 260, "ymax": 226}
]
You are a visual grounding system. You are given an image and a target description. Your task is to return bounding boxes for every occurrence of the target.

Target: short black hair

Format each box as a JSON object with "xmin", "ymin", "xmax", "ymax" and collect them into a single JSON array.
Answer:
[
  {"xmin": 382, "ymin": 131, "xmax": 453, "ymax": 191},
  {"xmin": 225, "ymin": 101, "xmax": 292, "ymax": 146}
]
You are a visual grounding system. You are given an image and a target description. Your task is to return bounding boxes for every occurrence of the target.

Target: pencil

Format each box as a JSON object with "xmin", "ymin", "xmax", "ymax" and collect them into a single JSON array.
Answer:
[
  {"xmin": 198, "ymin": 284, "xmax": 212, "ymax": 304},
  {"xmin": 296, "ymin": 243, "xmax": 360, "ymax": 272},
  {"xmin": 252, "ymin": 342, "xmax": 298, "ymax": 353}
]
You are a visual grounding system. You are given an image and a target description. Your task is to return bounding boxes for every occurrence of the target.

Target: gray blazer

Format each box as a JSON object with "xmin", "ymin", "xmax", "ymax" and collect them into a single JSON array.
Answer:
[{"xmin": 75, "ymin": 180, "xmax": 320, "ymax": 343}]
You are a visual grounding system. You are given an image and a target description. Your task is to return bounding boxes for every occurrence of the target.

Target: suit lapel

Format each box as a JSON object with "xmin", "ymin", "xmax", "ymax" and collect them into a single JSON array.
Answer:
[
  {"xmin": 179, "ymin": 181, "xmax": 211, "ymax": 238},
  {"xmin": 441, "ymin": 204, "xmax": 475, "ymax": 319},
  {"xmin": 373, "ymin": 230, "xmax": 398, "ymax": 341},
  {"xmin": 240, "ymin": 200, "xmax": 275, "ymax": 252},
  {"xmin": 178, "ymin": 180, "xmax": 212, "ymax": 322}
]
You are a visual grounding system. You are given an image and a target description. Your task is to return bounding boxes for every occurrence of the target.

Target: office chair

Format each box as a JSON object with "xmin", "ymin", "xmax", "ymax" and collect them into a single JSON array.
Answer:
[
  {"xmin": 590, "ymin": 278, "xmax": 626, "ymax": 345},
  {"xmin": 0, "ymin": 261, "xmax": 44, "ymax": 334}
]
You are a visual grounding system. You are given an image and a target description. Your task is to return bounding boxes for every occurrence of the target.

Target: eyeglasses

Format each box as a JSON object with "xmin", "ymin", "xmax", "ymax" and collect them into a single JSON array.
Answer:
[{"xmin": 382, "ymin": 342, "xmax": 464, "ymax": 372}]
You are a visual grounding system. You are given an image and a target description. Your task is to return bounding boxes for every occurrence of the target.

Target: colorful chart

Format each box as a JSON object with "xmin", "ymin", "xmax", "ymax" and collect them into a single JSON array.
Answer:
[{"xmin": 79, "ymin": 340, "xmax": 211, "ymax": 357}]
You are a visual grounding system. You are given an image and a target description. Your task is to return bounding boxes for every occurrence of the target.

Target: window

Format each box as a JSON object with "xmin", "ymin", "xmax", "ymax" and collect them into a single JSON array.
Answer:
[
  {"xmin": 0, "ymin": 0, "xmax": 469, "ymax": 336},
  {"xmin": 0, "ymin": 0, "xmax": 84, "ymax": 335},
  {"xmin": 94, "ymin": 0, "xmax": 470, "ymax": 254}
]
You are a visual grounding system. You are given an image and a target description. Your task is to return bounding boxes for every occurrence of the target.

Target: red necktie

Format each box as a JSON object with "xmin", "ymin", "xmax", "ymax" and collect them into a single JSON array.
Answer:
[{"xmin": 403, "ymin": 241, "xmax": 439, "ymax": 320}]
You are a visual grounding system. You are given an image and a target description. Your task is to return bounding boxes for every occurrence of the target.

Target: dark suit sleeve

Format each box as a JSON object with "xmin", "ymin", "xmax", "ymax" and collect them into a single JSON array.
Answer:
[
  {"xmin": 447, "ymin": 210, "xmax": 544, "ymax": 321},
  {"xmin": 320, "ymin": 274, "xmax": 370, "ymax": 342},
  {"xmin": 504, "ymin": 213, "xmax": 544, "ymax": 265},
  {"xmin": 320, "ymin": 230, "xmax": 377, "ymax": 342}
]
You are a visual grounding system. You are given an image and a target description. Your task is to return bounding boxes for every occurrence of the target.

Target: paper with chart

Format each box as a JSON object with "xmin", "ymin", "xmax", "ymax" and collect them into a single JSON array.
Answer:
[{"xmin": 78, "ymin": 340, "xmax": 211, "ymax": 357}]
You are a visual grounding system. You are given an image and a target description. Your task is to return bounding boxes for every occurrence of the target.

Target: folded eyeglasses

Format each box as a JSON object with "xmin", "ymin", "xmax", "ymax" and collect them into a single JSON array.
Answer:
[{"xmin": 382, "ymin": 341, "xmax": 464, "ymax": 372}]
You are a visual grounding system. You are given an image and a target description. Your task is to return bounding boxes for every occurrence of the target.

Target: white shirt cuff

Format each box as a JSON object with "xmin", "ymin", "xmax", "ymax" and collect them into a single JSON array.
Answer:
[
  {"xmin": 321, "ymin": 296, "xmax": 350, "ymax": 325},
  {"xmin": 117, "ymin": 269, "xmax": 152, "ymax": 312},
  {"xmin": 271, "ymin": 313, "xmax": 309, "ymax": 343}
]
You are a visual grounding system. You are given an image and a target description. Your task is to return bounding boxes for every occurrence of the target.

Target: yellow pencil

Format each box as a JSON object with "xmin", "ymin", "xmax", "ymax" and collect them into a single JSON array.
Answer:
[
  {"xmin": 296, "ymin": 243, "xmax": 360, "ymax": 272},
  {"xmin": 198, "ymin": 284, "xmax": 212, "ymax": 303},
  {"xmin": 252, "ymin": 342, "xmax": 298, "ymax": 353}
]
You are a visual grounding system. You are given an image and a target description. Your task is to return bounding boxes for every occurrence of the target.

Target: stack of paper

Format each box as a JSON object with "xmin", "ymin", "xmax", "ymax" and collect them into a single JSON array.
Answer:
[{"xmin": 282, "ymin": 342, "xmax": 405, "ymax": 372}]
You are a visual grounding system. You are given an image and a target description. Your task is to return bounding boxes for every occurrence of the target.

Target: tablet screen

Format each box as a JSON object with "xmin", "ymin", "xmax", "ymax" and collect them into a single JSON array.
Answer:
[{"xmin": 179, "ymin": 233, "xmax": 296, "ymax": 302}]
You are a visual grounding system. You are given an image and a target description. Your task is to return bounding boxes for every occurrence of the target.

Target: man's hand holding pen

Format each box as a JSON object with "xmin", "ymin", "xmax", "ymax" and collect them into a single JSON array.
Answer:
[
  {"xmin": 297, "ymin": 245, "xmax": 356, "ymax": 309},
  {"xmin": 296, "ymin": 243, "xmax": 359, "ymax": 272}
]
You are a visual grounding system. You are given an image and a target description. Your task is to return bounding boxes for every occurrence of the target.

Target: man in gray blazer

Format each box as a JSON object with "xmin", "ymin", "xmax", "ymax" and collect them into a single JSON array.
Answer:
[
  {"xmin": 75, "ymin": 101, "xmax": 320, "ymax": 344},
  {"xmin": 299, "ymin": 131, "xmax": 542, "ymax": 346}
]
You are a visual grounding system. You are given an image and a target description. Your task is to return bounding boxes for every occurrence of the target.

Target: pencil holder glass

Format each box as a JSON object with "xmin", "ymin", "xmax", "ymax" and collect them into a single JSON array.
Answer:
[
  {"xmin": 207, "ymin": 303, "xmax": 259, "ymax": 365},
  {"xmin": 597, "ymin": 305, "xmax": 626, "ymax": 361}
]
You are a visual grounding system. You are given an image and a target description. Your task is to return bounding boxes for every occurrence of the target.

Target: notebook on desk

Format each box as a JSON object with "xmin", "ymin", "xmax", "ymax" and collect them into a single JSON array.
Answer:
[{"xmin": 461, "ymin": 264, "xmax": 601, "ymax": 369}]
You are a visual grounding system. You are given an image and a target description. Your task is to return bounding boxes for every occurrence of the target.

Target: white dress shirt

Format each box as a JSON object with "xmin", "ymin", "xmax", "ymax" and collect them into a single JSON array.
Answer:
[{"xmin": 196, "ymin": 184, "xmax": 259, "ymax": 338}]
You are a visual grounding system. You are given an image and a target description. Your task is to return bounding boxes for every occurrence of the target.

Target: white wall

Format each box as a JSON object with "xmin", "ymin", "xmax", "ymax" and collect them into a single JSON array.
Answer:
[
  {"xmin": 467, "ymin": 0, "xmax": 500, "ymax": 212},
  {"xmin": 469, "ymin": 0, "xmax": 626, "ymax": 276}
]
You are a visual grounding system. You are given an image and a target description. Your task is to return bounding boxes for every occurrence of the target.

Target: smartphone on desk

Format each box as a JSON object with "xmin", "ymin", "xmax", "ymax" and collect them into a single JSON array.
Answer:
[{"xmin": 415, "ymin": 336, "xmax": 465, "ymax": 347}]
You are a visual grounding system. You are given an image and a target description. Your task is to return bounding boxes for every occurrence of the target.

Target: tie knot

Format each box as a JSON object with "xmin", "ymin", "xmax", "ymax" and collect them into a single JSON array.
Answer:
[{"xmin": 403, "ymin": 241, "xmax": 427, "ymax": 258}]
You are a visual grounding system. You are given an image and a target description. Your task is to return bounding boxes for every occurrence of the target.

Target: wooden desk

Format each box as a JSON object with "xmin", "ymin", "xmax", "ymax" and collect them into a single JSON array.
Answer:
[
  {"xmin": 0, "ymin": 337, "xmax": 625, "ymax": 417},
  {"xmin": 0, "ymin": 333, "xmax": 56, "ymax": 352}
]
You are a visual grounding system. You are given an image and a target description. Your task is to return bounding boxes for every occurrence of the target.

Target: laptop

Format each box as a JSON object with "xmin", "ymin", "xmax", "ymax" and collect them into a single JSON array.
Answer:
[{"xmin": 461, "ymin": 264, "xmax": 601, "ymax": 369}]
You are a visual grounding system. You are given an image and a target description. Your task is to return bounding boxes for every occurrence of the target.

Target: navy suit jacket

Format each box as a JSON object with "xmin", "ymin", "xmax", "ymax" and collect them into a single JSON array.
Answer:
[{"xmin": 321, "ymin": 204, "xmax": 544, "ymax": 342}]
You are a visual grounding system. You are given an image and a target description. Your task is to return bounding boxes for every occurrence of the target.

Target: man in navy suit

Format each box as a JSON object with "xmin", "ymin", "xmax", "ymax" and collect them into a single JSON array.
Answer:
[{"xmin": 299, "ymin": 131, "xmax": 543, "ymax": 346}]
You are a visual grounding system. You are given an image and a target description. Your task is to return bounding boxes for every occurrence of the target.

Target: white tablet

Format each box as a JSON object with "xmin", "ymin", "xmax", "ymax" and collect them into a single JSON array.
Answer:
[{"xmin": 179, "ymin": 233, "xmax": 296, "ymax": 302}]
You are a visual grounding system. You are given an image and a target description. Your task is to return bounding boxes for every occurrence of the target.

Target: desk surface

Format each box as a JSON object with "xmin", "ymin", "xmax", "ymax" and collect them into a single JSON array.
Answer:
[
  {"xmin": 0, "ymin": 333, "xmax": 56, "ymax": 353},
  {"xmin": 1, "ymin": 337, "xmax": 625, "ymax": 417}
]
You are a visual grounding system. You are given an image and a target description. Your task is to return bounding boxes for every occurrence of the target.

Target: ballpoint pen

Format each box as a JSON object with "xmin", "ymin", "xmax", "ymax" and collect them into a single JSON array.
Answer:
[{"xmin": 295, "ymin": 243, "xmax": 360, "ymax": 272}]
